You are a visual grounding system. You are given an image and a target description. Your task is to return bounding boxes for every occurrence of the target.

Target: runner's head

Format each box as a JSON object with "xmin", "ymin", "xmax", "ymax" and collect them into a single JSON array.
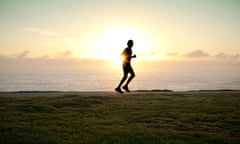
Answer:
[{"xmin": 127, "ymin": 40, "xmax": 134, "ymax": 48}]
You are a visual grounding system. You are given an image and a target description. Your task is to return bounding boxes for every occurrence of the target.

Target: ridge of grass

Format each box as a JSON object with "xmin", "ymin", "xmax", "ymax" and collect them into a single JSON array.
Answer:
[{"xmin": 1, "ymin": 92, "xmax": 240, "ymax": 144}]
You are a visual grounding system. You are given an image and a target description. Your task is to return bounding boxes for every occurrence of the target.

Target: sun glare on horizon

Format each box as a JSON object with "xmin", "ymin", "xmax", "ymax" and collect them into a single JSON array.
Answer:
[{"xmin": 88, "ymin": 26, "xmax": 154, "ymax": 64}]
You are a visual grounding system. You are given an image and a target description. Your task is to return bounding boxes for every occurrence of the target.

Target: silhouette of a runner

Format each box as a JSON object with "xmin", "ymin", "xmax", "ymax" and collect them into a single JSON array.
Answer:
[{"xmin": 115, "ymin": 40, "xmax": 136, "ymax": 93}]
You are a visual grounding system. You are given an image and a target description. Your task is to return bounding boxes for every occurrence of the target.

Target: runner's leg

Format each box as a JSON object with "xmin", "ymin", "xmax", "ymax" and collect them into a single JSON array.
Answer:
[{"xmin": 123, "ymin": 64, "xmax": 135, "ymax": 89}]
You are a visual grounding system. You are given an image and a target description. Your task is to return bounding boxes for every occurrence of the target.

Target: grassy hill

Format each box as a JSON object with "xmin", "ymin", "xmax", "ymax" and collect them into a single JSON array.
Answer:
[{"xmin": 0, "ymin": 92, "xmax": 240, "ymax": 144}]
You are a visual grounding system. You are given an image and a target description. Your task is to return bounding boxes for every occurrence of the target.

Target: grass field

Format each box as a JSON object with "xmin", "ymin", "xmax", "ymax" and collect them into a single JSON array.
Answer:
[{"xmin": 0, "ymin": 92, "xmax": 240, "ymax": 144}]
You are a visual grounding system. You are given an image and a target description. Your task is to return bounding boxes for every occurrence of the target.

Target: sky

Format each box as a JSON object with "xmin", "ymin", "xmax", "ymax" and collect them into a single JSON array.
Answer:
[{"xmin": 0, "ymin": 0, "xmax": 240, "ymax": 73}]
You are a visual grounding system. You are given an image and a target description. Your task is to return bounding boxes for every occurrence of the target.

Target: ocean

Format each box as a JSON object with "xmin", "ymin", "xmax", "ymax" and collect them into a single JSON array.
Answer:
[{"xmin": 0, "ymin": 71, "xmax": 239, "ymax": 92}]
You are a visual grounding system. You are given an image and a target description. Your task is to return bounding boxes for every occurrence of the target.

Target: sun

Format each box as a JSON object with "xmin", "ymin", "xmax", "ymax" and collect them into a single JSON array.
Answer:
[{"xmin": 90, "ymin": 27, "xmax": 153, "ymax": 64}]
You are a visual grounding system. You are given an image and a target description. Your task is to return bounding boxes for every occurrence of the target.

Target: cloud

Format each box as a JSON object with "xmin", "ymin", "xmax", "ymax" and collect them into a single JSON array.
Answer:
[
  {"xmin": 231, "ymin": 54, "xmax": 240, "ymax": 60},
  {"xmin": 167, "ymin": 52, "xmax": 179, "ymax": 56},
  {"xmin": 1, "ymin": 50, "xmax": 239, "ymax": 75},
  {"xmin": 0, "ymin": 52, "xmax": 113, "ymax": 74},
  {"xmin": 2, "ymin": 50, "xmax": 73, "ymax": 60},
  {"xmin": 215, "ymin": 52, "xmax": 229, "ymax": 59},
  {"xmin": 183, "ymin": 50, "xmax": 210, "ymax": 58},
  {"xmin": 215, "ymin": 52, "xmax": 240, "ymax": 61},
  {"xmin": 56, "ymin": 50, "xmax": 73, "ymax": 58},
  {"xmin": 15, "ymin": 50, "xmax": 30, "ymax": 58},
  {"xmin": 24, "ymin": 27, "xmax": 56, "ymax": 36},
  {"xmin": 40, "ymin": 55, "xmax": 50, "ymax": 59},
  {"xmin": 138, "ymin": 51, "xmax": 156, "ymax": 56}
]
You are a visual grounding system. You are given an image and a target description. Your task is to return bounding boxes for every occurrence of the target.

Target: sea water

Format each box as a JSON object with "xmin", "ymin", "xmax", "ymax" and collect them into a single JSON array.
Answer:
[{"xmin": 0, "ymin": 71, "xmax": 239, "ymax": 91}]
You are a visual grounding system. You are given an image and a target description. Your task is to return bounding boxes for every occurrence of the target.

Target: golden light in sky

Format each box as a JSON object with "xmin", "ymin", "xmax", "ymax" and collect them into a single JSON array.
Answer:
[
  {"xmin": 0, "ymin": 0, "xmax": 239, "ymax": 63},
  {"xmin": 87, "ymin": 26, "xmax": 154, "ymax": 64}
]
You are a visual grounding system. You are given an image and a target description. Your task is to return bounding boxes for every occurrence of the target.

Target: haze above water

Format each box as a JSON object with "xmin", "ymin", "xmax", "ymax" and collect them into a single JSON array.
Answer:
[{"xmin": 0, "ymin": 58, "xmax": 239, "ymax": 91}]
